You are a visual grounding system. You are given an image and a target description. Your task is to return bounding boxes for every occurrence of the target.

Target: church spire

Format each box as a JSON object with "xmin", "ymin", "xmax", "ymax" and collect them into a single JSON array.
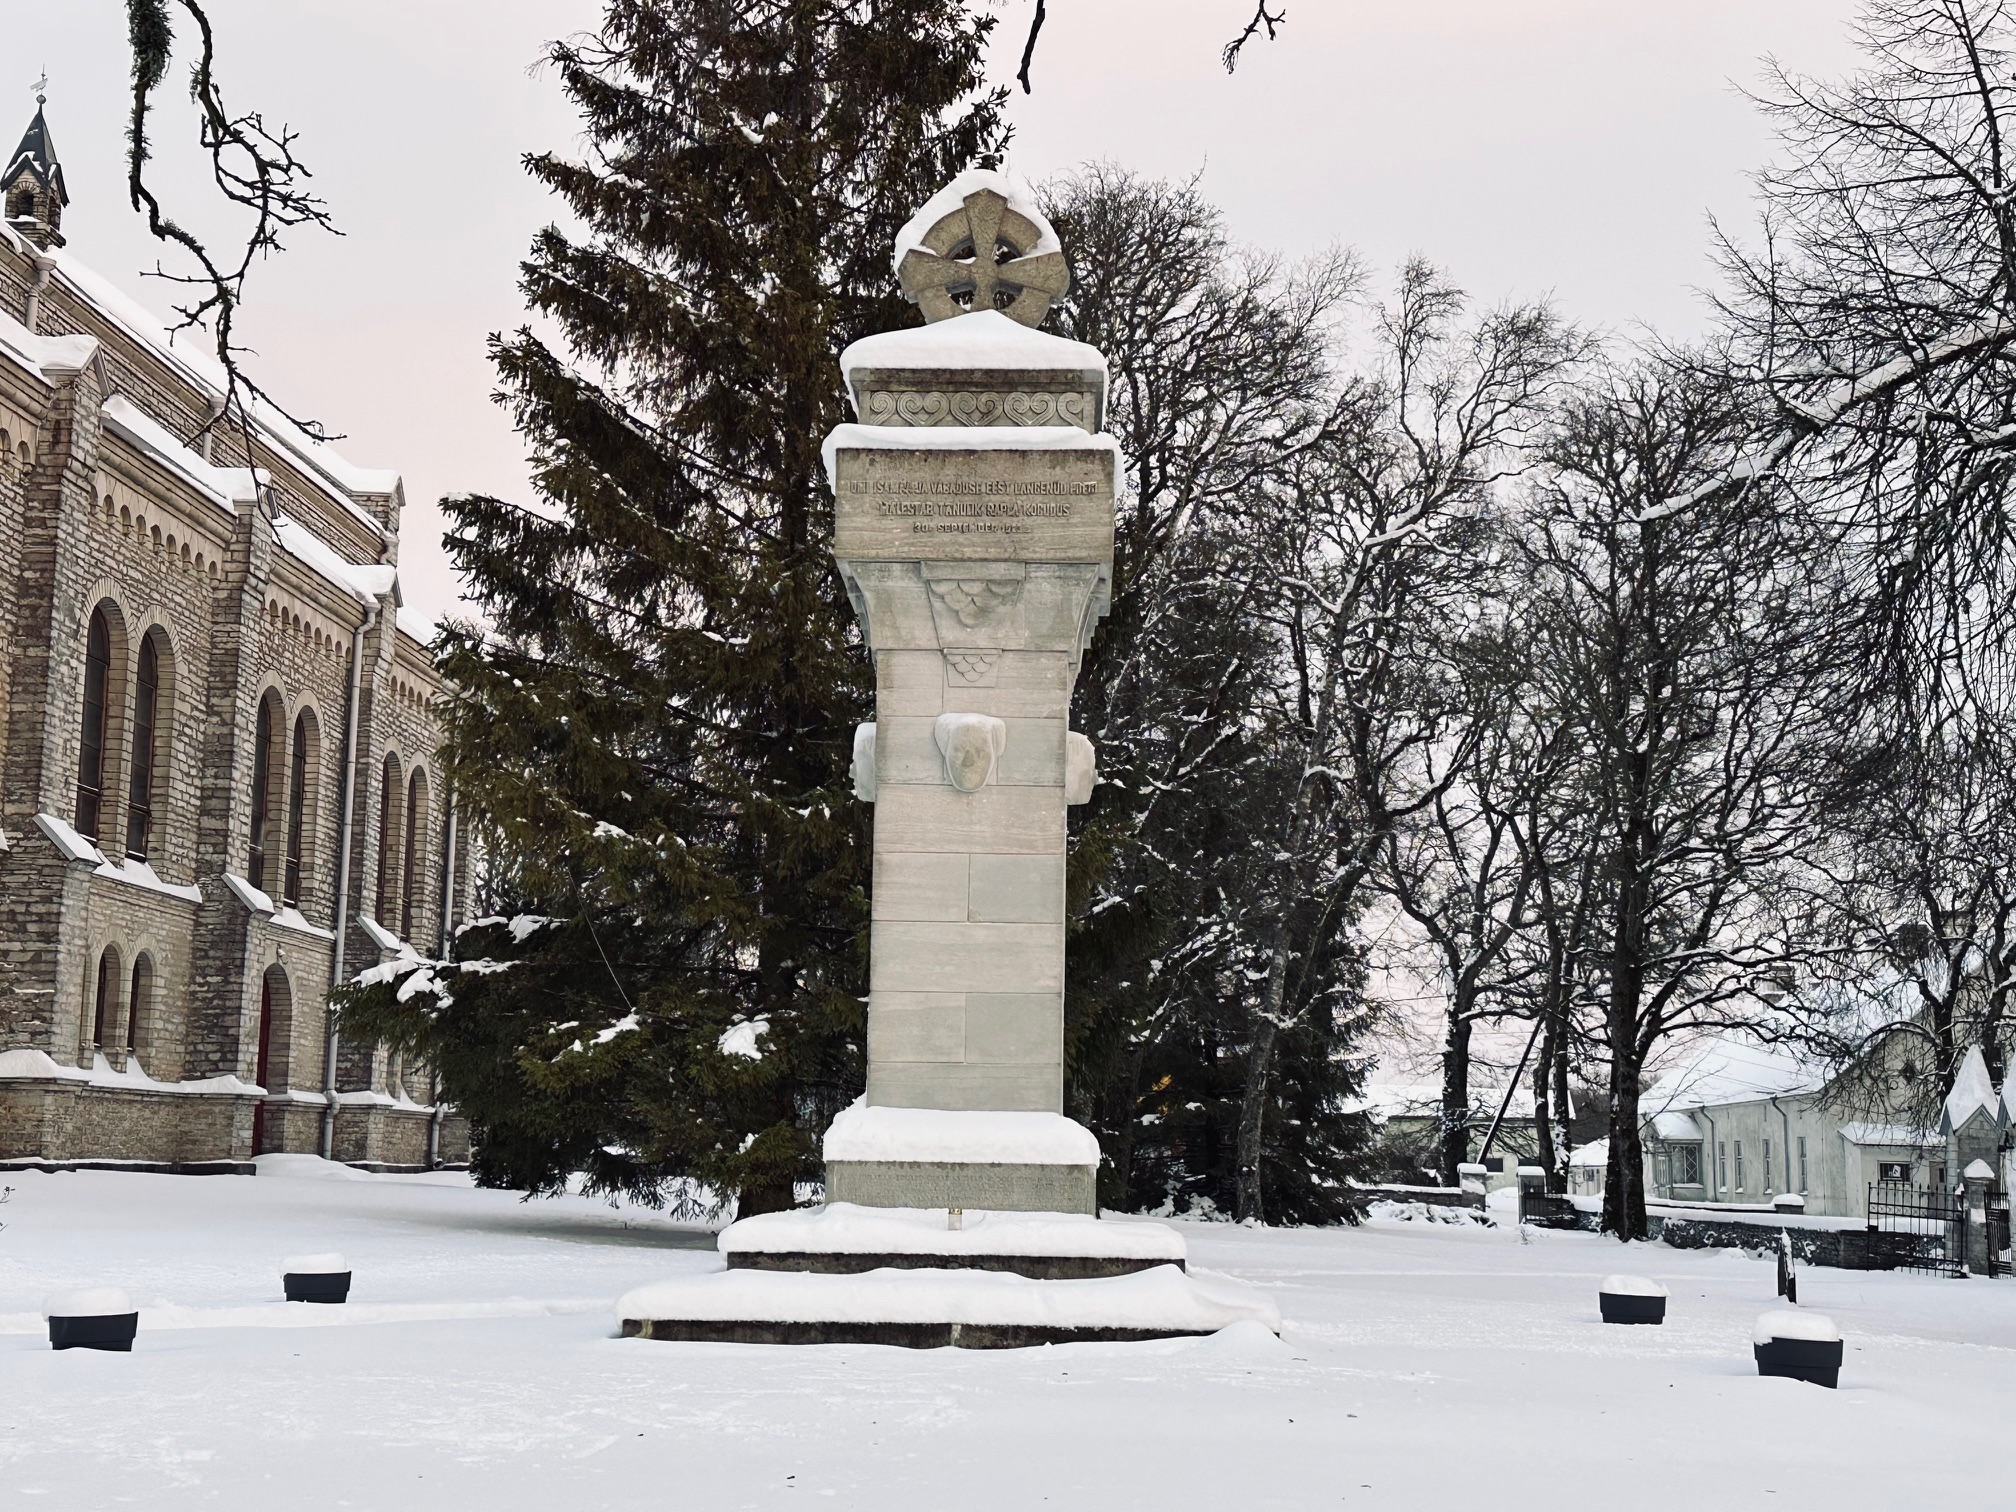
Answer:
[{"xmin": 5, "ymin": 87, "xmax": 69, "ymax": 250}]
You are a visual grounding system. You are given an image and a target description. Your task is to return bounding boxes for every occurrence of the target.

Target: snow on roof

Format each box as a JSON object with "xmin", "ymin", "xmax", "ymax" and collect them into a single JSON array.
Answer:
[
  {"xmin": 891, "ymin": 169, "xmax": 1060, "ymax": 278},
  {"xmin": 101, "ymin": 395, "xmax": 261, "ymax": 514},
  {"xmin": 1650, "ymin": 1110, "xmax": 1704, "ymax": 1142},
  {"xmin": 270, "ymin": 515, "xmax": 397, "ymax": 606},
  {"xmin": 840, "ymin": 308, "xmax": 1105, "ymax": 380},
  {"xmin": 1568, "ymin": 1140, "xmax": 1609, "ymax": 1167},
  {"xmin": 1941, "ymin": 1044, "xmax": 2002, "ymax": 1134},
  {"xmin": 395, "ymin": 605, "xmax": 438, "ymax": 646},
  {"xmin": 1639, "ymin": 1036, "xmax": 1819, "ymax": 1116},
  {"xmin": 1838, "ymin": 1121, "xmax": 1941, "ymax": 1148},
  {"xmin": 48, "ymin": 246, "xmax": 398, "ymax": 537},
  {"xmin": 0, "ymin": 304, "xmax": 96, "ymax": 381}
]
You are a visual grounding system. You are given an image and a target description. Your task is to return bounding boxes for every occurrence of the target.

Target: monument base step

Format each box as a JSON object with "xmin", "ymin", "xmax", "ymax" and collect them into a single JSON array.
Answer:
[
  {"xmin": 622, "ymin": 1318, "xmax": 1214, "ymax": 1348},
  {"xmin": 617, "ymin": 1263, "xmax": 1277, "ymax": 1350},
  {"xmin": 821, "ymin": 1103, "xmax": 1100, "ymax": 1214},
  {"xmin": 719, "ymin": 1202, "xmax": 1185, "ymax": 1279}
]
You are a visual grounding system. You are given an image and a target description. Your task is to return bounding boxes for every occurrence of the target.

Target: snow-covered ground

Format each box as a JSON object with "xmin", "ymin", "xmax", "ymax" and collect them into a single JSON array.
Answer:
[{"xmin": 2, "ymin": 1161, "xmax": 2011, "ymax": 1509}]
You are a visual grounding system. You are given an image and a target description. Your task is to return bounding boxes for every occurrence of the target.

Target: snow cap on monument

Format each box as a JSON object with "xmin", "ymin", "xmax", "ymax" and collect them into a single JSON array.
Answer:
[{"xmin": 892, "ymin": 168, "xmax": 1068, "ymax": 326}]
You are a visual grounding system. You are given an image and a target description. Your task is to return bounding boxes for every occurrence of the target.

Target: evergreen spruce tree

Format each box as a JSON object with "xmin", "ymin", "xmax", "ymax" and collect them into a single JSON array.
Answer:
[{"xmin": 336, "ymin": 0, "xmax": 1007, "ymax": 1215}]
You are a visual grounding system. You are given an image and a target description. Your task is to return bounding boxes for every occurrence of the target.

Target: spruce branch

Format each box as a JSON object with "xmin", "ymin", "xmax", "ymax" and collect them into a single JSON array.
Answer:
[{"xmin": 125, "ymin": 0, "xmax": 340, "ymax": 444}]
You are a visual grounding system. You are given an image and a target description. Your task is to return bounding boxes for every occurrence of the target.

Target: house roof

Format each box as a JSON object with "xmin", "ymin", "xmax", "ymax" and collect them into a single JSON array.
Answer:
[
  {"xmin": 4, "ymin": 103, "xmax": 67, "ymax": 205},
  {"xmin": 1639, "ymin": 1036, "xmax": 1820, "ymax": 1119},
  {"xmin": 1939, "ymin": 1044, "xmax": 2002, "ymax": 1136}
]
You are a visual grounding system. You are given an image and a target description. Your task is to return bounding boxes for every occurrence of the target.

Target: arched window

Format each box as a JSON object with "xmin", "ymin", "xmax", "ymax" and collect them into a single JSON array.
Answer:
[
  {"xmin": 376, "ymin": 754, "xmax": 403, "ymax": 927},
  {"xmin": 125, "ymin": 632, "xmax": 162, "ymax": 859},
  {"xmin": 89, "ymin": 944, "xmax": 121, "ymax": 1056},
  {"xmin": 76, "ymin": 608, "xmax": 112, "ymax": 840},
  {"xmin": 283, "ymin": 712, "xmax": 314, "ymax": 909},
  {"xmin": 127, "ymin": 954, "xmax": 153, "ymax": 1059},
  {"xmin": 401, "ymin": 768, "xmax": 429, "ymax": 941},
  {"xmin": 248, "ymin": 696, "xmax": 278, "ymax": 890}
]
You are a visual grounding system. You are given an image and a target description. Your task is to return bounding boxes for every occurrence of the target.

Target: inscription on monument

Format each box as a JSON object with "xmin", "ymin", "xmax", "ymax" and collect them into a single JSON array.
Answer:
[{"xmin": 833, "ymin": 449, "xmax": 1116, "ymax": 562}]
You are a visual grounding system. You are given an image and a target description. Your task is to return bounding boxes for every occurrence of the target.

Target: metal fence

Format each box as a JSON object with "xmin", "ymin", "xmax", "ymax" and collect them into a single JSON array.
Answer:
[{"xmin": 1865, "ymin": 1182, "xmax": 1966, "ymax": 1277}]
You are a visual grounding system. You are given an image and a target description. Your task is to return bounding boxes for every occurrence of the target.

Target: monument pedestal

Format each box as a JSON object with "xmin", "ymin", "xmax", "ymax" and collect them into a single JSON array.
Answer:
[{"xmin": 619, "ymin": 171, "xmax": 1275, "ymax": 1348}]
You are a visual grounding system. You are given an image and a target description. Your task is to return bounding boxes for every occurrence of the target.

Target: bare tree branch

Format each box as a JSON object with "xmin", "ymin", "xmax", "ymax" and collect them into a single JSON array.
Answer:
[
  {"xmin": 125, "ymin": 0, "xmax": 340, "ymax": 444},
  {"xmin": 1222, "ymin": 3, "xmax": 1287, "ymax": 74}
]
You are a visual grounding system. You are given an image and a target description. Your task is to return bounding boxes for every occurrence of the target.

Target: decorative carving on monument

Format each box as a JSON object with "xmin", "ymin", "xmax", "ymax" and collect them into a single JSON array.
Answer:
[
  {"xmin": 897, "ymin": 184, "xmax": 1069, "ymax": 328},
  {"xmin": 851, "ymin": 723, "xmax": 877, "ymax": 803},
  {"xmin": 926, "ymin": 573, "xmax": 1023, "ymax": 628},
  {"xmin": 1066, "ymin": 732, "xmax": 1097, "ymax": 806},
  {"xmin": 859, "ymin": 388, "xmax": 1095, "ymax": 429},
  {"xmin": 933, "ymin": 712, "xmax": 1007, "ymax": 793},
  {"xmin": 942, "ymin": 648, "xmax": 1001, "ymax": 687}
]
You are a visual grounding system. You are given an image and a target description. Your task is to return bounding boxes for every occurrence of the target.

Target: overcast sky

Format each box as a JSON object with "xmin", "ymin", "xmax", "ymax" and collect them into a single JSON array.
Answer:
[{"xmin": 8, "ymin": 1, "xmax": 1863, "ymax": 627}]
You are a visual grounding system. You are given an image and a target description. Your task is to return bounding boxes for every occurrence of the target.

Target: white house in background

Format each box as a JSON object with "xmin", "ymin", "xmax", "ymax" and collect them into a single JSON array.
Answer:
[
  {"xmin": 1568, "ymin": 1140, "xmax": 1606, "ymax": 1197},
  {"xmin": 1636, "ymin": 1035, "xmax": 1956, "ymax": 1219}
]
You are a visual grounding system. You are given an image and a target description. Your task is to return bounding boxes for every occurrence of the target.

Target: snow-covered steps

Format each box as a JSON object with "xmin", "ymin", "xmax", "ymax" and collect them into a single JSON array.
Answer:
[
  {"xmin": 719, "ymin": 1202, "xmax": 1187, "ymax": 1280},
  {"xmin": 617, "ymin": 1263, "xmax": 1278, "ymax": 1349}
]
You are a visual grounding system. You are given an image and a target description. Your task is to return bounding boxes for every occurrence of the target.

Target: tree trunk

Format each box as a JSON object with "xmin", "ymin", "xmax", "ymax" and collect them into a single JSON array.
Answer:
[
  {"xmin": 1236, "ymin": 936, "xmax": 1295, "ymax": 1223},
  {"xmin": 1532, "ymin": 1015, "xmax": 1559, "ymax": 1191},
  {"xmin": 1602, "ymin": 1048, "xmax": 1646, "ymax": 1241},
  {"xmin": 1438, "ymin": 1013, "xmax": 1473, "ymax": 1187},
  {"xmin": 1549, "ymin": 1013, "xmax": 1574, "ymax": 1193},
  {"xmin": 1235, "ymin": 1012, "xmax": 1280, "ymax": 1224},
  {"xmin": 736, "ymin": 1171, "xmax": 798, "ymax": 1218}
]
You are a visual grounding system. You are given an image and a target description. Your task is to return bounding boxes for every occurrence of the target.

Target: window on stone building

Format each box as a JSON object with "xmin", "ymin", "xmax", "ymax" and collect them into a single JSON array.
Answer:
[
  {"xmin": 88, "ymin": 944, "xmax": 120, "ymax": 1056},
  {"xmin": 1735, "ymin": 1140, "xmax": 1745, "ymax": 1192},
  {"xmin": 1670, "ymin": 1145, "xmax": 1700, "ymax": 1185},
  {"xmin": 249, "ymin": 695, "xmax": 283, "ymax": 891},
  {"xmin": 401, "ymin": 768, "xmax": 429, "ymax": 941},
  {"xmin": 1763, "ymin": 1137, "xmax": 1773, "ymax": 1194},
  {"xmin": 376, "ymin": 754, "xmax": 404, "ymax": 928},
  {"xmin": 1878, "ymin": 1160, "xmax": 1913, "ymax": 1183},
  {"xmin": 284, "ymin": 712, "xmax": 314, "ymax": 908},
  {"xmin": 127, "ymin": 954, "xmax": 153, "ymax": 1059},
  {"xmin": 1799, "ymin": 1135, "xmax": 1808, "ymax": 1193},
  {"xmin": 125, "ymin": 632, "xmax": 162, "ymax": 859},
  {"xmin": 76, "ymin": 607, "xmax": 113, "ymax": 840},
  {"xmin": 1717, "ymin": 1142, "xmax": 1728, "ymax": 1192}
]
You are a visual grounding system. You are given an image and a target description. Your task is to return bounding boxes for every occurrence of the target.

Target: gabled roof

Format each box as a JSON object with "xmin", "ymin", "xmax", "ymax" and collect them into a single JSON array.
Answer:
[
  {"xmin": 1639, "ymin": 1036, "xmax": 1820, "ymax": 1118},
  {"xmin": 1940, "ymin": 1044, "xmax": 2004, "ymax": 1136},
  {"xmin": 5, "ymin": 103, "xmax": 67, "ymax": 205}
]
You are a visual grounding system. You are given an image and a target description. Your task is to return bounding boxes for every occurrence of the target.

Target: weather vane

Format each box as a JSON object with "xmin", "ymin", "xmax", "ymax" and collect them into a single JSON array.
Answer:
[{"xmin": 31, "ymin": 71, "xmax": 48, "ymax": 104}]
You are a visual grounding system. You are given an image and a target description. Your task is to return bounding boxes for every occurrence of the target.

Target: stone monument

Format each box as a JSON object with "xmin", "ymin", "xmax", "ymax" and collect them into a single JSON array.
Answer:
[{"xmin": 618, "ymin": 173, "xmax": 1275, "ymax": 1346}]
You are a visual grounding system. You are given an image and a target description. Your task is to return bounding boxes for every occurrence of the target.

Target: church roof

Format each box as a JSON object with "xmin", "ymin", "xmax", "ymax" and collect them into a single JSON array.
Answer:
[{"xmin": 5, "ymin": 102, "xmax": 68, "ymax": 205}]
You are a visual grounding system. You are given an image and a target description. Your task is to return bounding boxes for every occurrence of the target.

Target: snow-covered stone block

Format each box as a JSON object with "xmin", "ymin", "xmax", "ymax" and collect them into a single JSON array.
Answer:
[
  {"xmin": 617, "ymin": 1262, "xmax": 1277, "ymax": 1348},
  {"xmin": 823, "ymin": 1101, "xmax": 1098, "ymax": 1167}
]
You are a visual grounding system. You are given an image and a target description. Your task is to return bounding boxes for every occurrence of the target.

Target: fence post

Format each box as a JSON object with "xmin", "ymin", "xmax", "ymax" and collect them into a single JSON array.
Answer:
[
  {"xmin": 1457, "ymin": 1163, "xmax": 1489, "ymax": 1209},
  {"xmin": 1963, "ymin": 1161, "xmax": 1995, "ymax": 1276}
]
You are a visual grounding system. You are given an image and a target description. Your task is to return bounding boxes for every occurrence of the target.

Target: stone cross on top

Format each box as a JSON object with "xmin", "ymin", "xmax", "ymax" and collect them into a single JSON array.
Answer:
[{"xmin": 894, "ymin": 174, "xmax": 1069, "ymax": 328}]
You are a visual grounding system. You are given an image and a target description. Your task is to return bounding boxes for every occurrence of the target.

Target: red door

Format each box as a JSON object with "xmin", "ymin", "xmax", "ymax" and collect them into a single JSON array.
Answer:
[{"xmin": 251, "ymin": 979, "xmax": 275, "ymax": 1155}]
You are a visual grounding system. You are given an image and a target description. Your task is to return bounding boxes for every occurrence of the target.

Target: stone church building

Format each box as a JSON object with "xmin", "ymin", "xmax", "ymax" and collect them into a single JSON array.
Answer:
[{"xmin": 0, "ymin": 103, "xmax": 467, "ymax": 1171}]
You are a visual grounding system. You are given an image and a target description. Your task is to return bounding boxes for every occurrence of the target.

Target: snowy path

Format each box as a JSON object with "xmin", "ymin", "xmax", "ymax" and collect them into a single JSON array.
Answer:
[{"xmin": 1, "ymin": 1165, "xmax": 2010, "ymax": 1509}]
